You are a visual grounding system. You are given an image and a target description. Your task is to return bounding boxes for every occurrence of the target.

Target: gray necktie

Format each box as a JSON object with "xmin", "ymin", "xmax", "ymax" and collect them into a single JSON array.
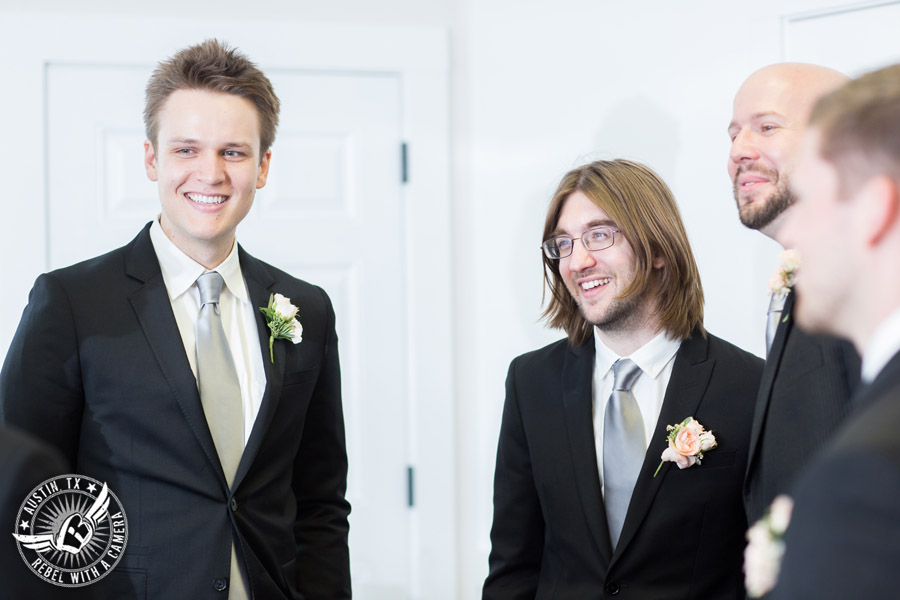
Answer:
[
  {"xmin": 603, "ymin": 358, "xmax": 645, "ymax": 549},
  {"xmin": 196, "ymin": 271, "xmax": 244, "ymax": 485},
  {"xmin": 196, "ymin": 272, "xmax": 249, "ymax": 599},
  {"xmin": 766, "ymin": 292, "xmax": 787, "ymax": 356}
]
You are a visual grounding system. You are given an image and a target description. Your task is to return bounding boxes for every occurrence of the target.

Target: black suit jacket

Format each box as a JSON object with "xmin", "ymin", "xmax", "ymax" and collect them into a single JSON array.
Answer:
[
  {"xmin": 773, "ymin": 350, "xmax": 900, "ymax": 599},
  {"xmin": 0, "ymin": 224, "xmax": 351, "ymax": 599},
  {"xmin": 743, "ymin": 291, "xmax": 859, "ymax": 523},
  {"xmin": 483, "ymin": 330, "xmax": 763, "ymax": 599}
]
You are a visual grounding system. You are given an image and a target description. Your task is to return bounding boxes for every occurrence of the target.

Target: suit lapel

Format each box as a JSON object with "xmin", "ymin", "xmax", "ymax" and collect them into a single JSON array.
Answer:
[
  {"xmin": 612, "ymin": 332, "xmax": 714, "ymax": 561},
  {"xmin": 562, "ymin": 341, "xmax": 614, "ymax": 563},
  {"xmin": 232, "ymin": 248, "xmax": 282, "ymax": 490},
  {"xmin": 125, "ymin": 225, "xmax": 227, "ymax": 486},
  {"xmin": 745, "ymin": 291, "xmax": 794, "ymax": 488}
]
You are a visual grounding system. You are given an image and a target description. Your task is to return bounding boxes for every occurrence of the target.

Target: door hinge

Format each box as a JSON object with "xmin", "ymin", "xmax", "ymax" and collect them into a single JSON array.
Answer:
[
  {"xmin": 407, "ymin": 465, "xmax": 415, "ymax": 507},
  {"xmin": 401, "ymin": 142, "xmax": 409, "ymax": 184}
]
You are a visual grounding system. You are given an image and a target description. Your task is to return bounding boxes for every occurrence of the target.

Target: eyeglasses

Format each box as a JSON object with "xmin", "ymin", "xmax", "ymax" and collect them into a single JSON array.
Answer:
[{"xmin": 541, "ymin": 226, "xmax": 621, "ymax": 259}]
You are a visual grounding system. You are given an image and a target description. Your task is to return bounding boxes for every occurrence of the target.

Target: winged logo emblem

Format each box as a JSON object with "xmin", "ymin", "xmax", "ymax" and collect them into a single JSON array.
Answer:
[{"xmin": 13, "ymin": 482, "xmax": 111, "ymax": 555}]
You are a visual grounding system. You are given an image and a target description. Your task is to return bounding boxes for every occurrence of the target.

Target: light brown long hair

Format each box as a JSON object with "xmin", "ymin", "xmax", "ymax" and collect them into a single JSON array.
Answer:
[
  {"xmin": 541, "ymin": 159, "xmax": 705, "ymax": 346},
  {"xmin": 144, "ymin": 39, "xmax": 281, "ymax": 157}
]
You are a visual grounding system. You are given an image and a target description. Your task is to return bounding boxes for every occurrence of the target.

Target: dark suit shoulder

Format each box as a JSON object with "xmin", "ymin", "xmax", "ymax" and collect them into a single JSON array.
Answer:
[
  {"xmin": 684, "ymin": 330, "xmax": 763, "ymax": 431},
  {"xmin": 778, "ymin": 324, "xmax": 860, "ymax": 391},
  {"xmin": 41, "ymin": 239, "xmax": 131, "ymax": 284},
  {"xmin": 828, "ymin": 369, "xmax": 900, "ymax": 459},
  {"xmin": 705, "ymin": 331, "xmax": 765, "ymax": 372},
  {"xmin": 33, "ymin": 225, "xmax": 152, "ymax": 301},
  {"xmin": 510, "ymin": 337, "xmax": 572, "ymax": 369},
  {"xmin": 798, "ymin": 357, "xmax": 900, "ymax": 486}
]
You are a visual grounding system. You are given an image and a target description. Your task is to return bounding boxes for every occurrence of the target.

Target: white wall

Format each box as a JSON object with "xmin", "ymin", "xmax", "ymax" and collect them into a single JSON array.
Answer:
[
  {"xmin": 0, "ymin": 0, "xmax": 456, "ymax": 26},
  {"xmin": 0, "ymin": 0, "xmax": 893, "ymax": 597}
]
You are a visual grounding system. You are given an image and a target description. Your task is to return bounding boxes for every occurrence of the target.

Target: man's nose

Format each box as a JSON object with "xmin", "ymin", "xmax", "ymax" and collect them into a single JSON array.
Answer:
[
  {"xmin": 729, "ymin": 128, "xmax": 760, "ymax": 166},
  {"xmin": 568, "ymin": 237, "xmax": 597, "ymax": 272},
  {"xmin": 197, "ymin": 153, "xmax": 226, "ymax": 183}
]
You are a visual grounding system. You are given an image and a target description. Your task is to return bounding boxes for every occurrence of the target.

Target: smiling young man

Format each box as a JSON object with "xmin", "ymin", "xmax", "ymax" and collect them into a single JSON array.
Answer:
[
  {"xmin": 0, "ymin": 40, "xmax": 350, "ymax": 599},
  {"xmin": 483, "ymin": 159, "xmax": 763, "ymax": 598},
  {"xmin": 727, "ymin": 63, "xmax": 861, "ymax": 524},
  {"xmin": 771, "ymin": 62, "xmax": 900, "ymax": 600}
]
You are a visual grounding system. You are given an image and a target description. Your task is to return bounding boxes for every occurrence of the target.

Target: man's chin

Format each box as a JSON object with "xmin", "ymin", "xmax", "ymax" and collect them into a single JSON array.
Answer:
[
  {"xmin": 582, "ymin": 301, "xmax": 640, "ymax": 333},
  {"xmin": 737, "ymin": 186, "xmax": 795, "ymax": 232},
  {"xmin": 738, "ymin": 202, "xmax": 774, "ymax": 231}
]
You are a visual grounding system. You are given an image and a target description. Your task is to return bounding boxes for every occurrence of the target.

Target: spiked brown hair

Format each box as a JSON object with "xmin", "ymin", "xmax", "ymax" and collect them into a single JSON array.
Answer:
[{"xmin": 144, "ymin": 39, "xmax": 280, "ymax": 157}]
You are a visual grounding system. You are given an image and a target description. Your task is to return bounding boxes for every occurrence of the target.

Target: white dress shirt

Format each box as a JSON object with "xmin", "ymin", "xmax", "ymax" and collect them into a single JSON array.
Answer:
[
  {"xmin": 592, "ymin": 329, "xmax": 681, "ymax": 495},
  {"xmin": 149, "ymin": 219, "xmax": 266, "ymax": 447},
  {"xmin": 861, "ymin": 307, "xmax": 900, "ymax": 384}
]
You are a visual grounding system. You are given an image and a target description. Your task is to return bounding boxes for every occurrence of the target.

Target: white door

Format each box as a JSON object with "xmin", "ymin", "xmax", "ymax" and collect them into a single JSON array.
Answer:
[{"xmin": 45, "ymin": 63, "xmax": 410, "ymax": 598}]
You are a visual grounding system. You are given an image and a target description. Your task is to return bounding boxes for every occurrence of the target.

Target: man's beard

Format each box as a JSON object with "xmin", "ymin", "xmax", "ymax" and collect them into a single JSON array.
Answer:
[
  {"xmin": 581, "ymin": 293, "xmax": 644, "ymax": 333},
  {"xmin": 733, "ymin": 169, "xmax": 795, "ymax": 231}
]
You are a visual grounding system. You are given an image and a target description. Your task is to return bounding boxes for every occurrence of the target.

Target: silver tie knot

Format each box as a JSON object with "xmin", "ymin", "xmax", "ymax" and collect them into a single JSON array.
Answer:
[
  {"xmin": 197, "ymin": 271, "xmax": 225, "ymax": 307},
  {"xmin": 768, "ymin": 290, "xmax": 788, "ymax": 314},
  {"xmin": 612, "ymin": 358, "xmax": 641, "ymax": 392}
]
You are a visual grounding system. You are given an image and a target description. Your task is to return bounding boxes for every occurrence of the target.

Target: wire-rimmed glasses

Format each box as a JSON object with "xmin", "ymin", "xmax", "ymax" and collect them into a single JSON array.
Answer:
[{"xmin": 541, "ymin": 226, "xmax": 620, "ymax": 259}]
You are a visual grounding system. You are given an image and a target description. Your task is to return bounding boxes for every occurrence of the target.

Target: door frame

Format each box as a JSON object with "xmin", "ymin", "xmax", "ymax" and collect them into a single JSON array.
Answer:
[{"xmin": 0, "ymin": 13, "xmax": 455, "ymax": 598}]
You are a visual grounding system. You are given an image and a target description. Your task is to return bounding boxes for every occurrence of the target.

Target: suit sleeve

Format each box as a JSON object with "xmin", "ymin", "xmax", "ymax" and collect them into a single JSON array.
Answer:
[
  {"xmin": 483, "ymin": 357, "xmax": 545, "ymax": 600},
  {"xmin": 0, "ymin": 274, "xmax": 84, "ymax": 466},
  {"xmin": 0, "ymin": 426, "xmax": 102, "ymax": 600},
  {"xmin": 290, "ymin": 287, "xmax": 351, "ymax": 597},
  {"xmin": 773, "ymin": 449, "xmax": 900, "ymax": 599}
]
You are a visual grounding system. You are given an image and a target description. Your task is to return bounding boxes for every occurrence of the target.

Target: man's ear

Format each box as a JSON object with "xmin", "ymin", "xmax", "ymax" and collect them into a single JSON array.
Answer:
[
  {"xmin": 256, "ymin": 149, "xmax": 272, "ymax": 189},
  {"xmin": 144, "ymin": 140, "xmax": 159, "ymax": 182},
  {"xmin": 859, "ymin": 175, "xmax": 900, "ymax": 247}
]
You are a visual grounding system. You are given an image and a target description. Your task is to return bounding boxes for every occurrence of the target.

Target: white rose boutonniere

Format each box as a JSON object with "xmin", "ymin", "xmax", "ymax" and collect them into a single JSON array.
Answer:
[
  {"xmin": 768, "ymin": 249, "xmax": 800, "ymax": 297},
  {"xmin": 259, "ymin": 293, "xmax": 303, "ymax": 363},
  {"xmin": 744, "ymin": 494, "xmax": 794, "ymax": 597},
  {"xmin": 653, "ymin": 416, "xmax": 717, "ymax": 477}
]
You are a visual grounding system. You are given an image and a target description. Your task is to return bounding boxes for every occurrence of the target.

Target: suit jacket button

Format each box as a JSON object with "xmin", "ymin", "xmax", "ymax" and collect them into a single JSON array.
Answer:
[
  {"xmin": 230, "ymin": 497, "xmax": 238, "ymax": 512},
  {"xmin": 213, "ymin": 577, "xmax": 228, "ymax": 592},
  {"xmin": 605, "ymin": 581, "xmax": 620, "ymax": 595}
]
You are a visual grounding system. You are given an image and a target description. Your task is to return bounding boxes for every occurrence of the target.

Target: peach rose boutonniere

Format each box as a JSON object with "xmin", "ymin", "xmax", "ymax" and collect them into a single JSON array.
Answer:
[
  {"xmin": 259, "ymin": 293, "xmax": 303, "ymax": 363},
  {"xmin": 744, "ymin": 494, "xmax": 794, "ymax": 597},
  {"xmin": 768, "ymin": 249, "xmax": 800, "ymax": 297},
  {"xmin": 653, "ymin": 416, "xmax": 717, "ymax": 477}
]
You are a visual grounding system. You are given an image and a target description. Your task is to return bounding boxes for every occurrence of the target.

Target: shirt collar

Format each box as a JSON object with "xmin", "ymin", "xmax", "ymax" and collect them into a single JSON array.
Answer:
[
  {"xmin": 149, "ymin": 218, "xmax": 248, "ymax": 303},
  {"xmin": 593, "ymin": 328, "xmax": 682, "ymax": 380},
  {"xmin": 861, "ymin": 306, "xmax": 900, "ymax": 383}
]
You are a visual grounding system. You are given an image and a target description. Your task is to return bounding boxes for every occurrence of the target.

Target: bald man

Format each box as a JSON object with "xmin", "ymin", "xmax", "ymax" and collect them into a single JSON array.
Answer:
[{"xmin": 727, "ymin": 63, "xmax": 861, "ymax": 523}]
